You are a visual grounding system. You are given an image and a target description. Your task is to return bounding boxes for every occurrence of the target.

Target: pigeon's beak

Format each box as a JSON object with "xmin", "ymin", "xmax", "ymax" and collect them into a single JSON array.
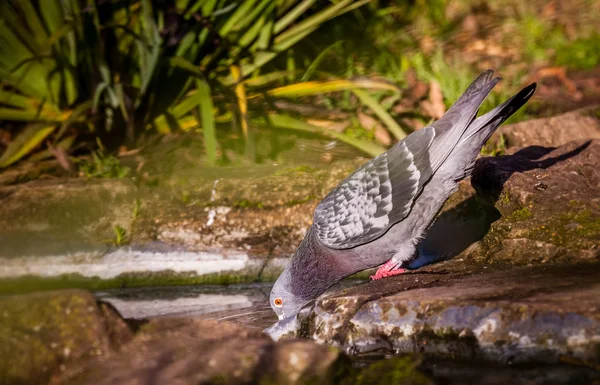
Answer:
[{"xmin": 277, "ymin": 314, "xmax": 284, "ymax": 321}]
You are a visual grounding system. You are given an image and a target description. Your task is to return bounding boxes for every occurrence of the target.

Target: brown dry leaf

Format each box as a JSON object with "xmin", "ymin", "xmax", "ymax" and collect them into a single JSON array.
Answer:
[
  {"xmin": 541, "ymin": 2, "xmax": 557, "ymax": 18},
  {"xmin": 357, "ymin": 112, "xmax": 391, "ymax": 146},
  {"xmin": 118, "ymin": 147, "xmax": 142, "ymax": 156},
  {"xmin": 0, "ymin": 129, "xmax": 11, "ymax": 146},
  {"xmin": 401, "ymin": 117, "xmax": 425, "ymax": 132},
  {"xmin": 357, "ymin": 111, "xmax": 378, "ymax": 130},
  {"xmin": 374, "ymin": 126, "xmax": 392, "ymax": 146},
  {"xmin": 535, "ymin": 67, "xmax": 583, "ymax": 101},
  {"xmin": 47, "ymin": 140, "xmax": 73, "ymax": 172},
  {"xmin": 461, "ymin": 14, "xmax": 479, "ymax": 34},
  {"xmin": 420, "ymin": 80, "xmax": 446, "ymax": 119},
  {"xmin": 419, "ymin": 35, "xmax": 435, "ymax": 54}
]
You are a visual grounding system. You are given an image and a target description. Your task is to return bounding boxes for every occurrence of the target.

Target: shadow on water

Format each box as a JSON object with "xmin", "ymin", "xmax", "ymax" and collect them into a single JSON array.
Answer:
[{"xmin": 410, "ymin": 141, "xmax": 592, "ymax": 269}]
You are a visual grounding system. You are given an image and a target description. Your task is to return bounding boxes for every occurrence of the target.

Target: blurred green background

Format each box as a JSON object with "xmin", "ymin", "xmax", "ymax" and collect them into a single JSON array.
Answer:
[{"xmin": 1, "ymin": 0, "xmax": 599, "ymax": 172}]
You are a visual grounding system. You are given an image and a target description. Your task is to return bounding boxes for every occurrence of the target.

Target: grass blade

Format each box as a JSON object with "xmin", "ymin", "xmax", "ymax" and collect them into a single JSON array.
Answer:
[
  {"xmin": 352, "ymin": 88, "xmax": 406, "ymax": 140},
  {"xmin": 259, "ymin": 79, "xmax": 399, "ymax": 98},
  {"xmin": 0, "ymin": 89, "xmax": 36, "ymax": 110},
  {"xmin": 219, "ymin": 0, "xmax": 258, "ymax": 37},
  {"xmin": 0, "ymin": 123, "xmax": 57, "ymax": 168},
  {"xmin": 301, "ymin": 41, "xmax": 344, "ymax": 82},
  {"xmin": 274, "ymin": 0, "xmax": 370, "ymax": 46},
  {"xmin": 243, "ymin": 70, "xmax": 304, "ymax": 87},
  {"xmin": 230, "ymin": 65, "xmax": 249, "ymax": 139},
  {"xmin": 267, "ymin": 113, "xmax": 384, "ymax": 157},
  {"xmin": 273, "ymin": 0, "xmax": 318, "ymax": 34},
  {"xmin": 195, "ymin": 79, "xmax": 217, "ymax": 163}
]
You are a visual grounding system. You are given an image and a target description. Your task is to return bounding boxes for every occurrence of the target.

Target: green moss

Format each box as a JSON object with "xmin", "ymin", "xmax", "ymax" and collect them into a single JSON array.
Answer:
[
  {"xmin": 0, "ymin": 291, "xmax": 109, "ymax": 385},
  {"xmin": 507, "ymin": 207, "xmax": 532, "ymax": 222},
  {"xmin": 500, "ymin": 192, "xmax": 511, "ymax": 206},
  {"xmin": 342, "ymin": 355, "xmax": 432, "ymax": 385},
  {"xmin": 0, "ymin": 269, "xmax": 274, "ymax": 295},
  {"xmin": 234, "ymin": 199, "xmax": 265, "ymax": 209},
  {"xmin": 480, "ymin": 221, "xmax": 511, "ymax": 261},
  {"xmin": 527, "ymin": 209, "xmax": 600, "ymax": 250}
]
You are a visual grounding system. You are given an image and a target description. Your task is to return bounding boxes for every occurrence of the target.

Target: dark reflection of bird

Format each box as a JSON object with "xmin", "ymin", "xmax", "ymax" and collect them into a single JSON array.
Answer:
[{"xmin": 270, "ymin": 70, "xmax": 536, "ymax": 320}]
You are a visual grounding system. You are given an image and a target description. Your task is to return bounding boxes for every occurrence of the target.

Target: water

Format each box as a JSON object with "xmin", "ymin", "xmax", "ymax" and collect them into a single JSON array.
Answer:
[
  {"xmin": 96, "ymin": 282, "xmax": 277, "ymax": 329},
  {"xmin": 96, "ymin": 284, "xmax": 600, "ymax": 385}
]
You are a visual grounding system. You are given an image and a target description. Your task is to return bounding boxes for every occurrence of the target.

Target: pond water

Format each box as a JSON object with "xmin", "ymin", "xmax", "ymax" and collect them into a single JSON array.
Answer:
[
  {"xmin": 95, "ymin": 283, "xmax": 600, "ymax": 385},
  {"xmin": 96, "ymin": 282, "xmax": 276, "ymax": 328}
]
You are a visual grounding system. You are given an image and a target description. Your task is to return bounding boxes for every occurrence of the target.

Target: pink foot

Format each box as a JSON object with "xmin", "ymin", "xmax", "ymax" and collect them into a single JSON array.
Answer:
[{"xmin": 370, "ymin": 260, "xmax": 407, "ymax": 281}]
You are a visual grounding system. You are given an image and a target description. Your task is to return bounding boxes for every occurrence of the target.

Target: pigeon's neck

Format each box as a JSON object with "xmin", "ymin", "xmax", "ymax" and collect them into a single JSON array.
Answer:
[{"xmin": 288, "ymin": 227, "xmax": 350, "ymax": 300}]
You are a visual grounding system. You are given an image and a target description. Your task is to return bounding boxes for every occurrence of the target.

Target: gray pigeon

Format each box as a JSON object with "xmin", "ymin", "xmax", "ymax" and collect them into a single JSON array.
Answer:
[{"xmin": 270, "ymin": 70, "xmax": 536, "ymax": 320}]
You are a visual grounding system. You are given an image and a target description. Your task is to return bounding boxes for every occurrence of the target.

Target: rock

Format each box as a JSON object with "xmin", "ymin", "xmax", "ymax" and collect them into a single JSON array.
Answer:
[
  {"xmin": 489, "ymin": 105, "xmax": 600, "ymax": 149},
  {"xmin": 0, "ymin": 135, "xmax": 365, "ymax": 287},
  {"xmin": 55, "ymin": 317, "xmax": 351, "ymax": 385},
  {"xmin": 0, "ymin": 178, "xmax": 138, "ymax": 257},
  {"xmin": 472, "ymin": 139, "xmax": 599, "ymax": 264},
  {"xmin": 1, "ymin": 116, "xmax": 599, "ymax": 290},
  {"xmin": 292, "ymin": 262, "xmax": 600, "ymax": 366},
  {"xmin": 0, "ymin": 290, "xmax": 133, "ymax": 385},
  {"xmin": 0, "ymin": 288, "xmax": 429, "ymax": 385}
]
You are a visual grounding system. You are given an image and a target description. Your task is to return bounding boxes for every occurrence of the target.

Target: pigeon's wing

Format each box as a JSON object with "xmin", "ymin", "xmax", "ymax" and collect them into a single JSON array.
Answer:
[
  {"xmin": 313, "ymin": 139, "xmax": 429, "ymax": 249},
  {"xmin": 313, "ymin": 71, "xmax": 500, "ymax": 249}
]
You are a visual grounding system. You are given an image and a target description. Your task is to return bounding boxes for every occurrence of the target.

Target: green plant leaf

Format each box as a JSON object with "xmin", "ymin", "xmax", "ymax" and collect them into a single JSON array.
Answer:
[
  {"xmin": 258, "ymin": 79, "xmax": 398, "ymax": 98},
  {"xmin": 0, "ymin": 123, "xmax": 57, "ymax": 168},
  {"xmin": 219, "ymin": 0, "xmax": 259, "ymax": 37},
  {"xmin": 195, "ymin": 78, "xmax": 217, "ymax": 163},
  {"xmin": 273, "ymin": 0, "xmax": 318, "ymax": 34},
  {"xmin": 352, "ymin": 88, "xmax": 406, "ymax": 140},
  {"xmin": 28, "ymin": 135, "xmax": 75, "ymax": 162},
  {"xmin": 301, "ymin": 40, "xmax": 344, "ymax": 82},
  {"xmin": 267, "ymin": 113, "xmax": 384, "ymax": 157}
]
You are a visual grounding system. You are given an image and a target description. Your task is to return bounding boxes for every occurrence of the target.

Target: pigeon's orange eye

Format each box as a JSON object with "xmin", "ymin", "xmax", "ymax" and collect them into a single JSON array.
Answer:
[{"xmin": 274, "ymin": 298, "xmax": 283, "ymax": 307}]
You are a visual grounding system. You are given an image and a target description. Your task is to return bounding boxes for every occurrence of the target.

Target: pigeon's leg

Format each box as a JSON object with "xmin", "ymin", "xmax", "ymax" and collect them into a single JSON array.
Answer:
[{"xmin": 369, "ymin": 259, "xmax": 408, "ymax": 281}]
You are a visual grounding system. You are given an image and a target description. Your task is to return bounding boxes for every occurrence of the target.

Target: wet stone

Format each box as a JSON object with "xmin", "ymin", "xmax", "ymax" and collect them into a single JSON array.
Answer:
[
  {"xmin": 0, "ymin": 290, "xmax": 133, "ymax": 385},
  {"xmin": 55, "ymin": 318, "xmax": 351, "ymax": 385},
  {"xmin": 286, "ymin": 262, "xmax": 600, "ymax": 366}
]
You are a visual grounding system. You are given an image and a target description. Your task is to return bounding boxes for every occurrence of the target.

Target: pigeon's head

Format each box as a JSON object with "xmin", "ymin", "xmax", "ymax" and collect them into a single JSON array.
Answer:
[{"xmin": 269, "ymin": 269, "xmax": 307, "ymax": 320}]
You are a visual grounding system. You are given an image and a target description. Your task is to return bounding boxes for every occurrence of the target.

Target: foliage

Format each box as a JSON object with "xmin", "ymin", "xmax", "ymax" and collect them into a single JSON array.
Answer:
[
  {"xmin": 1, "ymin": 0, "xmax": 599, "ymax": 169},
  {"xmin": 2, "ymin": 0, "xmax": 401, "ymax": 168},
  {"xmin": 109, "ymin": 225, "xmax": 129, "ymax": 246},
  {"xmin": 555, "ymin": 33, "xmax": 600, "ymax": 70},
  {"xmin": 77, "ymin": 140, "xmax": 130, "ymax": 178}
]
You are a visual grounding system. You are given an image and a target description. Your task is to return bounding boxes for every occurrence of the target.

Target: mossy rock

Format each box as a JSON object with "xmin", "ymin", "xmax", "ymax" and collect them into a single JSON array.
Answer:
[
  {"xmin": 0, "ymin": 290, "xmax": 132, "ymax": 385},
  {"xmin": 472, "ymin": 139, "xmax": 600, "ymax": 264}
]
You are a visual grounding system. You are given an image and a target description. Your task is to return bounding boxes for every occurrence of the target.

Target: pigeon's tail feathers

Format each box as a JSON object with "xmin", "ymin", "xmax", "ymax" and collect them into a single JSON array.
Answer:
[
  {"xmin": 446, "ymin": 69, "xmax": 495, "ymax": 112},
  {"xmin": 410, "ymin": 73, "xmax": 501, "ymax": 180},
  {"xmin": 455, "ymin": 82, "xmax": 537, "ymax": 179},
  {"xmin": 460, "ymin": 83, "xmax": 537, "ymax": 146}
]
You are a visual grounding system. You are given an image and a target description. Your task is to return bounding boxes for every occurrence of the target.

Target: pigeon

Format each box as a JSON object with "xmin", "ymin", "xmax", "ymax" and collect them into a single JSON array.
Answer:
[{"xmin": 269, "ymin": 70, "xmax": 536, "ymax": 320}]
